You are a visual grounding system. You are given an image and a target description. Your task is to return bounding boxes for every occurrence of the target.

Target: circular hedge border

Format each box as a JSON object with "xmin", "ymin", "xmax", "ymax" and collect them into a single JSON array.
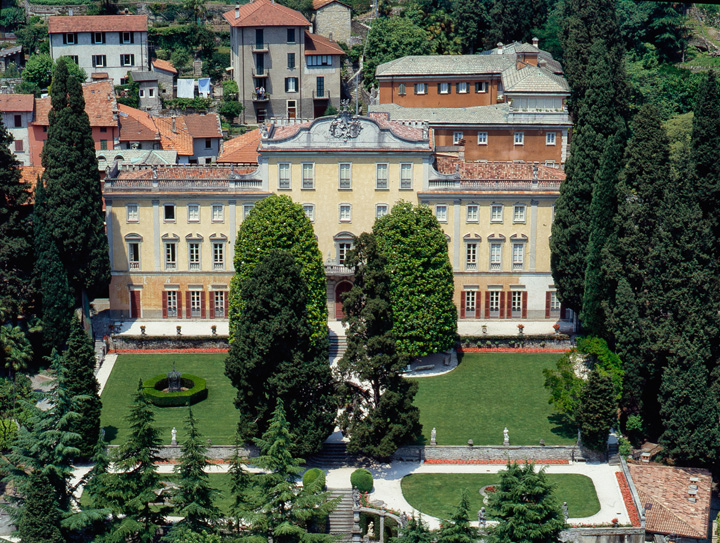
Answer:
[
  {"xmin": 351, "ymin": 468, "xmax": 373, "ymax": 493},
  {"xmin": 303, "ymin": 468, "xmax": 326, "ymax": 490},
  {"xmin": 142, "ymin": 373, "xmax": 208, "ymax": 407}
]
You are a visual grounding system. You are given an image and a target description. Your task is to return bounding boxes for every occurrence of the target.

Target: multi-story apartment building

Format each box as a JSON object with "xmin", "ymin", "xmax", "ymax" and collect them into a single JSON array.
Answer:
[
  {"xmin": 0, "ymin": 94, "xmax": 34, "ymax": 166},
  {"xmin": 104, "ymin": 110, "xmax": 567, "ymax": 324},
  {"xmin": 224, "ymin": 0, "xmax": 344, "ymax": 124},
  {"xmin": 371, "ymin": 40, "xmax": 571, "ymax": 167},
  {"xmin": 48, "ymin": 14, "xmax": 149, "ymax": 85}
]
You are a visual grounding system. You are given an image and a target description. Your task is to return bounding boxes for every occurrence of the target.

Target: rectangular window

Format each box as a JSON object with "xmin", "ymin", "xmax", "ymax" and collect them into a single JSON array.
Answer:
[
  {"xmin": 13, "ymin": 114, "xmax": 21, "ymax": 128},
  {"xmin": 400, "ymin": 163, "xmax": 413, "ymax": 189},
  {"xmin": 303, "ymin": 204, "xmax": 315, "ymax": 222},
  {"xmin": 66, "ymin": 55, "xmax": 78, "ymax": 65},
  {"xmin": 453, "ymin": 131, "xmax": 464, "ymax": 145},
  {"xmin": 190, "ymin": 291, "xmax": 202, "ymax": 317},
  {"xmin": 339, "ymin": 163, "xmax": 352, "ymax": 189},
  {"xmin": 466, "ymin": 204, "xmax": 478, "ymax": 222},
  {"xmin": 139, "ymin": 89, "xmax": 145, "ymax": 98},
  {"xmin": 205, "ymin": 138, "xmax": 212, "ymax": 149},
  {"xmin": 212, "ymin": 204, "xmax": 224, "ymax": 222},
  {"xmin": 457, "ymin": 82, "xmax": 469, "ymax": 94},
  {"xmin": 339, "ymin": 204, "xmax": 352, "ymax": 222},
  {"xmin": 287, "ymin": 28, "xmax": 296, "ymax": 43},
  {"xmin": 122, "ymin": 31, "xmax": 134, "ymax": 44},
  {"xmin": 414, "ymin": 83, "xmax": 427, "ymax": 95},
  {"xmin": 316, "ymin": 76, "xmax": 325, "ymax": 98},
  {"xmin": 376, "ymin": 204, "xmax": 388, "ymax": 218},
  {"xmin": 287, "ymin": 52, "xmax": 296, "ymax": 69},
  {"xmin": 477, "ymin": 132, "xmax": 488, "ymax": 145},
  {"xmin": 166, "ymin": 290, "xmax": 178, "ymax": 317},
  {"xmin": 512, "ymin": 291, "xmax": 523, "ymax": 317},
  {"xmin": 550, "ymin": 291, "xmax": 561, "ymax": 311},
  {"xmin": 128, "ymin": 242, "xmax": 140, "ymax": 270},
  {"xmin": 514, "ymin": 132, "xmax": 524, "ymax": 145},
  {"xmin": 14, "ymin": 140, "xmax": 22, "ymax": 152},
  {"xmin": 464, "ymin": 290, "xmax": 477, "ymax": 314},
  {"xmin": 466, "ymin": 243, "xmax": 477, "ymax": 271},
  {"xmin": 285, "ymin": 77, "xmax": 298, "ymax": 93},
  {"xmin": 149, "ymin": 88, "xmax": 155, "ymax": 97},
  {"xmin": 243, "ymin": 204, "xmax": 254, "ymax": 218},
  {"xmin": 475, "ymin": 81, "xmax": 488, "ymax": 93},
  {"xmin": 490, "ymin": 243, "xmax": 502, "ymax": 271},
  {"xmin": 438, "ymin": 82, "xmax": 450, "ymax": 94},
  {"xmin": 546, "ymin": 132, "xmax": 556, "ymax": 145},
  {"xmin": 164, "ymin": 204, "xmax": 176, "ymax": 222},
  {"xmin": 100, "ymin": 139, "xmax": 107, "ymax": 150},
  {"xmin": 512, "ymin": 243, "xmax": 524, "ymax": 271},
  {"xmin": 306, "ymin": 55, "xmax": 332, "ymax": 66},
  {"xmin": 92, "ymin": 32, "xmax": 105, "ymax": 44},
  {"xmin": 398, "ymin": 83, "xmax": 406, "ymax": 95},
  {"xmin": 100, "ymin": 126, "xmax": 108, "ymax": 133},
  {"xmin": 491, "ymin": 204, "xmax": 503, "ymax": 222},
  {"xmin": 213, "ymin": 291, "xmax": 225, "ymax": 318},
  {"xmin": 375, "ymin": 163, "xmax": 388, "ymax": 189},
  {"xmin": 126, "ymin": 203, "xmax": 139, "ymax": 222},
  {"xmin": 338, "ymin": 242, "xmax": 352, "ymax": 264},
  {"xmin": 435, "ymin": 204, "xmax": 448, "ymax": 222},
  {"xmin": 187, "ymin": 204, "xmax": 200, "ymax": 222},
  {"xmin": 278, "ymin": 163, "xmax": 291, "ymax": 189},
  {"xmin": 92, "ymin": 55, "xmax": 106, "ymax": 68},
  {"xmin": 302, "ymin": 163, "xmax": 314, "ymax": 189},
  {"xmin": 63, "ymin": 33, "xmax": 76, "ymax": 45},
  {"xmin": 489, "ymin": 291, "xmax": 500, "ymax": 316},
  {"xmin": 188, "ymin": 242, "xmax": 201, "ymax": 270},
  {"xmin": 513, "ymin": 205, "xmax": 526, "ymax": 223},
  {"xmin": 164, "ymin": 243, "xmax": 177, "ymax": 270},
  {"xmin": 213, "ymin": 242, "xmax": 224, "ymax": 270}
]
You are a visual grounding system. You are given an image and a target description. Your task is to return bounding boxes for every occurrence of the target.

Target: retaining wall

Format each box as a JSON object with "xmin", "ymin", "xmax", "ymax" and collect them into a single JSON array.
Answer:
[
  {"xmin": 561, "ymin": 527, "xmax": 645, "ymax": 543},
  {"xmin": 108, "ymin": 444, "xmax": 259, "ymax": 460},
  {"xmin": 111, "ymin": 335, "xmax": 229, "ymax": 350},
  {"xmin": 393, "ymin": 445, "xmax": 605, "ymax": 463}
]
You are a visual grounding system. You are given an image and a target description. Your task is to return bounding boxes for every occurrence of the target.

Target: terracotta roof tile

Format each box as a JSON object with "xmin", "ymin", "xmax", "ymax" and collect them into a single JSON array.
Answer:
[
  {"xmin": 20, "ymin": 166, "xmax": 43, "ymax": 202},
  {"xmin": 269, "ymin": 121, "xmax": 313, "ymax": 140},
  {"xmin": 304, "ymin": 30, "xmax": 344, "ymax": 56},
  {"xmin": 0, "ymin": 94, "xmax": 34, "ymax": 112},
  {"xmin": 118, "ymin": 104, "xmax": 160, "ymax": 142},
  {"xmin": 628, "ymin": 464, "xmax": 712, "ymax": 540},
  {"xmin": 218, "ymin": 129, "xmax": 260, "ymax": 164},
  {"xmin": 313, "ymin": 0, "xmax": 350, "ymax": 9},
  {"xmin": 435, "ymin": 156, "xmax": 566, "ymax": 181},
  {"xmin": 153, "ymin": 116, "xmax": 194, "ymax": 156},
  {"xmin": 223, "ymin": 0, "xmax": 310, "ymax": 28},
  {"xmin": 367, "ymin": 112, "xmax": 426, "ymax": 140},
  {"xmin": 152, "ymin": 58, "xmax": 177, "ymax": 75},
  {"xmin": 184, "ymin": 113, "xmax": 222, "ymax": 139},
  {"xmin": 48, "ymin": 14, "xmax": 147, "ymax": 33},
  {"xmin": 115, "ymin": 165, "xmax": 256, "ymax": 180},
  {"xmin": 33, "ymin": 80, "xmax": 117, "ymax": 127}
]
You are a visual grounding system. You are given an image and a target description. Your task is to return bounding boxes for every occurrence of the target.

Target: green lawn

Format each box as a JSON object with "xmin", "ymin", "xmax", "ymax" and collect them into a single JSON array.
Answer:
[
  {"xmin": 100, "ymin": 354, "xmax": 236, "ymax": 445},
  {"xmin": 411, "ymin": 353, "xmax": 574, "ymax": 445},
  {"xmin": 401, "ymin": 473, "xmax": 600, "ymax": 519}
]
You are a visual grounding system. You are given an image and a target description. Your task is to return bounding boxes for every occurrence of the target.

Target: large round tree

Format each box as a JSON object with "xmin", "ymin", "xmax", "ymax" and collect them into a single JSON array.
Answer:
[
  {"xmin": 373, "ymin": 201, "xmax": 456, "ymax": 358},
  {"xmin": 230, "ymin": 194, "xmax": 327, "ymax": 345}
]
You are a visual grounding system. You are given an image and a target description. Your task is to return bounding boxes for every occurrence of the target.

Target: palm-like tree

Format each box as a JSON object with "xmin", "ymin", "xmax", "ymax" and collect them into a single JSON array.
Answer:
[{"xmin": 0, "ymin": 308, "xmax": 36, "ymax": 417}]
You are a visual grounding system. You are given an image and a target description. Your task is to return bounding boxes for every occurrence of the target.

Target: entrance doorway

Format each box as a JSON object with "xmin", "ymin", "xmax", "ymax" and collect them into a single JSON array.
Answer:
[
  {"xmin": 129, "ymin": 290, "xmax": 141, "ymax": 319},
  {"xmin": 335, "ymin": 281, "xmax": 352, "ymax": 320}
]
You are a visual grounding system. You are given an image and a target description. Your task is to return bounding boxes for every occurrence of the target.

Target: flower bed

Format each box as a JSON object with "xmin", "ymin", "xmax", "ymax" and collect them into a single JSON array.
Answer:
[
  {"xmin": 458, "ymin": 347, "xmax": 571, "ymax": 353},
  {"xmin": 615, "ymin": 472, "xmax": 641, "ymax": 527},
  {"xmin": 424, "ymin": 458, "xmax": 570, "ymax": 465},
  {"xmin": 113, "ymin": 348, "xmax": 229, "ymax": 354}
]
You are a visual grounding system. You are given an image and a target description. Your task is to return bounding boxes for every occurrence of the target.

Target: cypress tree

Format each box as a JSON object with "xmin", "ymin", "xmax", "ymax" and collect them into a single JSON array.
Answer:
[
  {"xmin": 42, "ymin": 57, "xmax": 109, "ymax": 300},
  {"xmin": 0, "ymin": 116, "xmax": 33, "ymax": 317},
  {"xmin": 225, "ymin": 251, "xmax": 336, "ymax": 457},
  {"xmin": 338, "ymin": 233, "xmax": 421, "ymax": 458},
  {"xmin": 17, "ymin": 470, "xmax": 64, "ymax": 543},
  {"xmin": 62, "ymin": 316, "xmax": 101, "ymax": 458},
  {"xmin": 575, "ymin": 370, "xmax": 617, "ymax": 452}
]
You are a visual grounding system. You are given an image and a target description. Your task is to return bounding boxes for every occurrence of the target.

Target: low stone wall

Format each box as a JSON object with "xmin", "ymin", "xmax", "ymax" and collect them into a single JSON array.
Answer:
[
  {"xmin": 111, "ymin": 335, "xmax": 229, "ymax": 351},
  {"xmin": 561, "ymin": 527, "xmax": 645, "ymax": 543},
  {"xmin": 108, "ymin": 444, "xmax": 259, "ymax": 460},
  {"xmin": 458, "ymin": 335, "xmax": 574, "ymax": 350},
  {"xmin": 392, "ymin": 445, "xmax": 605, "ymax": 463}
]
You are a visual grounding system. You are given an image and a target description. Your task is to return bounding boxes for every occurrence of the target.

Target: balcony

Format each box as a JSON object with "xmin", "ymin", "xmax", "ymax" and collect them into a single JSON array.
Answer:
[
  {"xmin": 252, "ymin": 43, "xmax": 269, "ymax": 52},
  {"xmin": 313, "ymin": 90, "xmax": 329, "ymax": 99},
  {"xmin": 252, "ymin": 92, "xmax": 270, "ymax": 102},
  {"xmin": 129, "ymin": 261, "xmax": 140, "ymax": 270},
  {"xmin": 189, "ymin": 262, "xmax": 200, "ymax": 271},
  {"xmin": 324, "ymin": 263, "xmax": 353, "ymax": 276},
  {"xmin": 252, "ymin": 68, "xmax": 269, "ymax": 78}
]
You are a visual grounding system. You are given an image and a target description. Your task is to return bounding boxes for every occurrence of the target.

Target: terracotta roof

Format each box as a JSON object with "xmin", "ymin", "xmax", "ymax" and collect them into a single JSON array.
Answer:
[
  {"xmin": 0, "ymin": 94, "xmax": 34, "ymax": 112},
  {"xmin": 269, "ymin": 121, "xmax": 314, "ymax": 140},
  {"xmin": 312, "ymin": 0, "xmax": 350, "ymax": 10},
  {"xmin": 153, "ymin": 116, "xmax": 194, "ymax": 156},
  {"xmin": 304, "ymin": 31, "xmax": 344, "ymax": 56},
  {"xmin": 184, "ymin": 113, "xmax": 222, "ymax": 139},
  {"xmin": 115, "ymin": 165, "xmax": 256, "ymax": 180},
  {"xmin": 33, "ymin": 80, "xmax": 117, "ymax": 127},
  {"xmin": 628, "ymin": 464, "xmax": 711, "ymax": 540},
  {"xmin": 118, "ymin": 104, "xmax": 160, "ymax": 142},
  {"xmin": 218, "ymin": 129, "xmax": 260, "ymax": 164},
  {"xmin": 91, "ymin": 72, "xmax": 109, "ymax": 80},
  {"xmin": 48, "ymin": 14, "xmax": 147, "ymax": 33},
  {"xmin": 367, "ymin": 112, "xmax": 426, "ymax": 141},
  {"xmin": 435, "ymin": 157, "xmax": 566, "ymax": 181},
  {"xmin": 152, "ymin": 58, "xmax": 177, "ymax": 75},
  {"xmin": 223, "ymin": 0, "xmax": 310, "ymax": 28}
]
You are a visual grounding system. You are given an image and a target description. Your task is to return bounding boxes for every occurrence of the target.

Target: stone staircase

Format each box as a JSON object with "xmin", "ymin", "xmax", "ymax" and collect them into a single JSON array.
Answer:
[
  {"xmin": 94, "ymin": 339, "xmax": 106, "ymax": 369},
  {"xmin": 306, "ymin": 442, "xmax": 364, "ymax": 468},
  {"xmin": 327, "ymin": 489, "xmax": 354, "ymax": 542},
  {"xmin": 329, "ymin": 333, "xmax": 348, "ymax": 361},
  {"xmin": 607, "ymin": 442, "xmax": 620, "ymax": 465}
]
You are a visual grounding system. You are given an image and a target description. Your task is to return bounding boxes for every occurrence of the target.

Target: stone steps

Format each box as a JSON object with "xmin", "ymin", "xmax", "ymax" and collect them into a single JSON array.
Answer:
[
  {"xmin": 328, "ymin": 489, "xmax": 354, "ymax": 540},
  {"xmin": 306, "ymin": 442, "xmax": 366, "ymax": 468},
  {"xmin": 329, "ymin": 334, "xmax": 348, "ymax": 360}
]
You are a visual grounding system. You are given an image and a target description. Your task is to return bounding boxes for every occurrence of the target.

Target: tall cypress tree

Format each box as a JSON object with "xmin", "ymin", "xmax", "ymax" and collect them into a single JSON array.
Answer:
[
  {"xmin": 62, "ymin": 316, "xmax": 101, "ymax": 458},
  {"xmin": 575, "ymin": 370, "xmax": 617, "ymax": 452},
  {"xmin": 17, "ymin": 470, "xmax": 64, "ymax": 543},
  {"xmin": 42, "ymin": 57, "xmax": 109, "ymax": 300}
]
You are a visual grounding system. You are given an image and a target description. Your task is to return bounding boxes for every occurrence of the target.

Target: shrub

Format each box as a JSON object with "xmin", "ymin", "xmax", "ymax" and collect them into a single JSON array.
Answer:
[
  {"xmin": 142, "ymin": 373, "xmax": 208, "ymax": 407},
  {"xmin": 0, "ymin": 419, "xmax": 17, "ymax": 451},
  {"xmin": 350, "ymin": 468, "xmax": 373, "ymax": 492},
  {"xmin": 302, "ymin": 468, "xmax": 326, "ymax": 489}
]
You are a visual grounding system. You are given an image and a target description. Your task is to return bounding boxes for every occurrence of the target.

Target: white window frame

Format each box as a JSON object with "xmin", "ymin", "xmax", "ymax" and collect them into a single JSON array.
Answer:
[
  {"xmin": 475, "ymin": 81, "xmax": 488, "ymax": 93},
  {"xmin": 400, "ymin": 163, "xmax": 413, "ymax": 190},
  {"xmin": 212, "ymin": 242, "xmax": 225, "ymax": 270},
  {"xmin": 188, "ymin": 242, "xmax": 201, "ymax": 271},
  {"xmin": 466, "ymin": 242, "xmax": 478, "ymax": 271},
  {"xmin": 187, "ymin": 204, "xmax": 200, "ymax": 222},
  {"xmin": 511, "ymin": 291, "xmax": 523, "ymax": 317},
  {"xmin": 375, "ymin": 163, "xmax": 389, "ymax": 190},
  {"xmin": 514, "ymin": 132, "xmax": 524, "ymax": 145},
  {"xmin": 213, "ymin": 291, "xmax": 225, "ymax": 318},
  {"xmin": 550, "ymin": 291, "xmax": 561, "ymax": 311},
  {"xmin": 489, "ymin": 291, "xmax": 500, "ymax": 316},
  {"xmin": 126, "ymin": 203, "xmax": 139, "ymax": 222},
  {"xmin": 453, "ymin": 131, "xmax": 464, "ymax": 145},
  {"xmin": 92, "ymin": 32, "xmax": 105, "ymax": 44},
  {"xmin": 513, "ymin": 204, "xmax": 526, "ymax": 223},
  {"xmin": 512, "ymin": 243, "xmax": 524, "ymax": 271},
  {"xmin": 286, "ymin": 77, "xmax": 298, "ymax": 92},
  {"xmin": 64, "ymin": 33, "xmax": 77, "ymax": 45},
  {"xmin": 302, "ymin": 163, "xmax": 314, "ymax": 190},
  {"xmin": 127, "ymin": 242, "xmax": 140, "ymax": 270},
  {"xmin": 339, "ymin": 163, "xmax": 352, "ymax": 190},
  {"xmin": 465, "ymin": 290, "xmax": 477, "ymax": 314},
  {"xmin": 439, "ymin": 82, "xmax": 450, "ymax": 94},
  {"xmin": 243, "ymin": 204, "xmax": 254, "ymax": 218},
  {"xmin": 211, "ymin": 204, "xmax": 224, "ymax": 223},
  {"xmin": 164, "ymin": 242, "xmax": 177, "ymax": 270},
  {"xmin": 278, "ymin": 163, "xmax": 291, "ymax": 189},
  {"xmin": 92, "ymin": 55, "xmax": 106, "ymax": 68},
  {"xmin": 414, "ymin": 83, "xmax": 427, "ymax": 95},
  {"xmin": 398, "ymin": 83, "xmax": 406, "ymax": 95},
  {"xmin": 189, "ymin": 290, "xmax": 202, "ymax": 318},
  {"xmin": 120, "ymin": 54, "xmax": 135, "ymax": 67},
  {"xmin": 491, "ymin": 204, "xmax": 503, "ymax": 223},
  {"xmin": 163, "ymin": 203, "xmax": 176, "ymax": 222},
  {"xmin": 490, "ymin": 243, "xmax": 502, "ymax": 271},
  {"xmin": 122, "ymin": 31, "xmax": 133, "ymax": 44},
  {"xmin": 303, "ymin": 204, "xmax": 315, "ymax": 222},
  {"xmin": 435, "ymin": 204, "xmax": 448, "ymax": 223},
  {"xmin": 166, "ymin": 290, "xmax": 178, "ymax": 318},
  {"xmin": 477, "ymin": 132, "xmax": 488, "ymax": 145},
  {"xmin": 546, "ymin": 132, "xmax": 556, "ymax": 146},
  {"xmin": 466, "ymin": 204, "xmax": 479, "ymax": 223},
  {"xmin": 376, "ymin": 203, "xmax": 389, "ymax": 218},
  {"xmin": 457, "ymin": 82, "xmax": 469, "ymax": 94},
  {"xmin": 338, "ymin": 241, "xmax": 353, "ymax": 264},
  {"xmin": 339, "ymin": 203, "xmax": 352, "ymax": 223}
]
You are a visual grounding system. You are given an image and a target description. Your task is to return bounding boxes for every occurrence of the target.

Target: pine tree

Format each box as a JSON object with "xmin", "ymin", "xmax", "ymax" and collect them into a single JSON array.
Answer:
[
  {"xmin": 575, "ymin": 370, "xmax": 617, "ymax": 452},
  {"xmin": 391, "ymin": 515, "xmax": 433, "ymax": 543},
  {"xmin": 0, "ymin": 115, "xmax": 34, "ymax": 316},
  {"xmin": 436, "ymin": 490, "xmax": 478, "ymax": 543},
  {"xmin": 487, "ymin": 463, "xmax": 565, "ymax": 543},
  {"xmin": 338, "ymin": 233, "xmax": 421, "ymax": 458},
  {"xmin": 62, "ymin": 316, "xmax": 102, "ymax": 458},
  {"xmin": 17, "ymin": 470, "xmax": 64, "ymax": 543},
  {"xmin": 227, "ymin": 434, "xmax": 255, "ymax": 533},
  {"xmin": 225, "ymin": 251, "xmax": 336, "ymax": 458},
  {"xmin": 42, "ymin": 57, "xmax": 110, "ymax": 300},
  {"xmin": 170, "ymin": 406, "xmax": 220, "ymax": 534}
]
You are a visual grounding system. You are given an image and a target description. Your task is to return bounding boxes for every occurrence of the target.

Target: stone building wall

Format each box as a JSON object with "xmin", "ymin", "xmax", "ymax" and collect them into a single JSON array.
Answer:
[{"xmin": 313, "ymin": 2, "xmax": 352, "ymax": 44}]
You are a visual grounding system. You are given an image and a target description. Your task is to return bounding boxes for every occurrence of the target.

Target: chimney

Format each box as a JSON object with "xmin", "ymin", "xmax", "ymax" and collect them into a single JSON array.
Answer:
[
  {"xmin": 496, "ymin": 42, "xmax": 503, "ymax": 54},
  {"xmin": 171, "ymin": 115, "xmax": 176, "ymax": 133},
  {"xmin": 235, "ymin": 3, "xmax": 240, "ymax": 18},
  {"xmin": 532, "ymin": 37, "xmax": 539, "ymax": 48},
  {"xmin": 329, "ymin": 32, "xmax": 334, "ymax": 42}
]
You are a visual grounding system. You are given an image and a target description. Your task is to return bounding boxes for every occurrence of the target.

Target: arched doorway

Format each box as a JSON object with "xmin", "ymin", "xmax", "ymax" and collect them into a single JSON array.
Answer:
[{"xmin": 335, "ymin": 281, "xmax": 353, "ymax": 320}]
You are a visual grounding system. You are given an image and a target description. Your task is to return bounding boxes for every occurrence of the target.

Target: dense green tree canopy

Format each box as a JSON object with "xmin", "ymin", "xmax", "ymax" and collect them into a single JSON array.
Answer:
[
  {"xmin": 17, "ymin": 470, "xmax": 64, "ymax": 543},
  {"xmin": 576, "ymin": 370, "xmax": 617, "ymax": 452}
]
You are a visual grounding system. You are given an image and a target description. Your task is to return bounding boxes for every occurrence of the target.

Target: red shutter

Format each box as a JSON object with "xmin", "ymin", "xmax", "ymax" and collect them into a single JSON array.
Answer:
[
  {"xmin": 545, "ymin": 291, "xmax": 552, "ymax": 318},
  {"xmin": 485, "ymin": 291, "xmax": 490, "ymax": 318},
  {"xmin": 200, "ymin": 291, "xmax": 206, "ymax": 319},
  {"xmin": 499, "ymin": 292, "xmax": 505, "ymax": 319},
  {"xmin": 185, "ymin": 291, "xmax": 191, "ymax": 319},
  {"xmin": 177, "ymin": 291, "xmax": 183, "ymax": 319},
  {"xmin": 209, "ymin": 292, "xmax": 215, "ymax": 319},
  {"xmin": 506, "ymin": 292, "xmax": 513, "ymax": 319},
  {"xmin": 162, "ymin": 291, "xmax": 168, "ymax": 319},
  {"xmin": 522, "ymin": 291, "xmax": 527, "ymax": 319},
  {"xmin": 460, "ymin": 292, "xmax": 466, "ymax": 319},
  {"xmin": 224, "ymin": 291, "xmax": 229, "ymax": 318},
  {"xmin": 475, "ymin": 292, "xmax": 481, "ymax": 319}
]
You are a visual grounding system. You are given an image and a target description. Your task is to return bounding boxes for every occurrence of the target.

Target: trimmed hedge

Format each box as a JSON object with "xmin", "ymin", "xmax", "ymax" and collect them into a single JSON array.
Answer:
[
  {"xmin": 350, "ymin": 468, "xmax": 373, "ymax": 492},
  {"xmin": 142, "ymin": 373, "xmax": 208, "ymax": 407},
  {"xmin": 302, "ymin": 468, "xmax": 326, "ymax": 489}
]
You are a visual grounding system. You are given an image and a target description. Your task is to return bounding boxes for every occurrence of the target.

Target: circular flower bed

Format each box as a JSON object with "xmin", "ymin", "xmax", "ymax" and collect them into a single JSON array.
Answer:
[{"xmin": 142, "ymin": 373, "xmax": 208, "ymax": 407}]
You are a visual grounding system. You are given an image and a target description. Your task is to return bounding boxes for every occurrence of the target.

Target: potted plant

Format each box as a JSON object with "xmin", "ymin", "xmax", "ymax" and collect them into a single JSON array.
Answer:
[
  {"xmin": 211, "ymin": 324, "xmax": 217, "ymax": 336},
  {"xmin": 481, "ymin": 324, "xmax": 488, "ymax": 334},
  {"xmin": 176, "ymin": 325, "xmax": 182, "ymax": 336},
  {"xmin": 140, "ymin": 325, "xmax": 146, "ymax": 336},
  {"xmin": 553, "ymin": 323, "xmax": 560, "ymax": 334},
  {"xmin": 517, "ymin": 324, "xmax": 525, "ymax": 334}
]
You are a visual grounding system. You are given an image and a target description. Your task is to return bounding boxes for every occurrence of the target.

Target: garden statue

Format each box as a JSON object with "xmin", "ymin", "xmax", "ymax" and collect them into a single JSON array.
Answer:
[
  {"xmin": 171, "ymin": 427, "xmax": 177, "ymax": 446},
  {"xmin": 366, "ymin": 522, "xmax": 374, "ymax": 539},
  {"xmin": 431, "ymin": 427, "xmax": 437, "ymax": 445},
  {"xmin": 577, "ymin": 429, "xmax": 582, "ymax": 446},
  {"xmin": 478, "ymin": 507, "xmax": 486, "ymax": 527},
  {"xmin": 562, "ymin": 501, "xmax": 569, "ymax": 521},
  {"xmin": 503, "ymin": 427, "xmax": 509, "ymax": 445},
  {"xmin": 167, "ymin": 362, "xmax": 182, "ymax": 393},
  {"xmin": 352, "ymin": 488, "xmax": 360, "ymax": 508}
]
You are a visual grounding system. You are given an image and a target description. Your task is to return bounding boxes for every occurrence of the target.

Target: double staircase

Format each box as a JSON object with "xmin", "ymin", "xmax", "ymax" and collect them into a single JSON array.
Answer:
[
  {"xmin": 327, "ymin": 489, "xmax": 354, "ymax": 542},
  {"xmin": 306, "ymin": 442, "xmax": 364, "ymax": 468}
]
